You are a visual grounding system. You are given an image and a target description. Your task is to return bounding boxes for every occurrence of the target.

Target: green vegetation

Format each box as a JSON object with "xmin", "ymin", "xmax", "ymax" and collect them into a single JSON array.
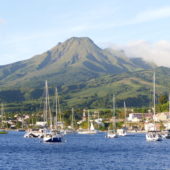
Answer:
[
  {"xmin": 0, "ymin": 131, "xmax": 8, "ymax": 134},
  {"xmin": 0, "ymin": 37, "xmax": 169, "ymax": 113},
  {"xmin": 1, "ymin": 67, "xmax": 170, "ymax": 113}
]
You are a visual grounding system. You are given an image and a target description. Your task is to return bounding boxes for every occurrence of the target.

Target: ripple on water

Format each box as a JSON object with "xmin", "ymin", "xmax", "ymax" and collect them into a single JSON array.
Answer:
[{"xmin": 0, "ymin": 132, "xmax": 170, "ymax": 170}]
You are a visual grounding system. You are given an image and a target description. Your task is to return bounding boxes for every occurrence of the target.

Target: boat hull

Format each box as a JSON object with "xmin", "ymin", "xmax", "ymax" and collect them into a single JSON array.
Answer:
[
  {"xmin": 146, "ymin": 132, "xmax": 162, "ymax": 141},
  {"xmin": 106, "ymin": 133, "xmax": 118, "ymax": 138},
  {"xmin": 43, "ymin": 136, "xmax": 62, "ymax": 142},
  {"xmin": 77, "ymin": 130, "xmax": 97, "ymax": 134},
  {"xmin": 166, "ymin": 134, "xmax": 170, "ymax": 139},
  {"xmin": 43, "ymin": 131, "xmax": 63, "ymax": 143}
]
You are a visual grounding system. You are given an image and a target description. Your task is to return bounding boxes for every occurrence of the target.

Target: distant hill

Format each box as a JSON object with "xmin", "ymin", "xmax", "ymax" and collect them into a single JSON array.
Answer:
[
  {"xmin": 61, "ymin": 67, "xmax": 170, "ymax": 108},
  {"xmin": 2, "ymin": 66, "xmax": 170, "ymax": 113}
]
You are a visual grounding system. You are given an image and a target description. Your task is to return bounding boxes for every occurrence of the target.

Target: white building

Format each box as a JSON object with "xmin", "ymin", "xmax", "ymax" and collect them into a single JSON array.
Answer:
[
  {"xmin": 153, "ymin": 112, "xmax": 170, "ymax": 122},
  {"xmin": 36, "ymin": 121, "xmax": 47, "ymax": 127},
  {"xmin": 127, "ymin": 113, "xmax": 143, "ymax": 122},
  {"xmin": 144, "ymin": 123, "xmax": 155, "ymax": 131}
]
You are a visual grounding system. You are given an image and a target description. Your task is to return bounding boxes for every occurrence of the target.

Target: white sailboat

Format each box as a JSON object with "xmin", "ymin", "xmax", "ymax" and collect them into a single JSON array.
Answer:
[
  {"xmin": 17, "ymin": 116, "xmax": 25, "ymax": 132},
  {"xmin": 117, "ymin": 101, "xmax": 127, "ymax": 136},
  {"xmin": 66, "ymin": 108, "xmax": 76, "ymax": 134},
  {"xmin": 77, "ymin": 110, "xmax": 97, "ymax": 134},
  {"xmin": 89, "ymin": 119, "xmax": 97, "ymax": 134},
  {"xmin": 146, "ymin": 72, "xmax": 162, "ymax": 141},
  {"xmin": 162, "ymin": 93, "xmax": 170, "ymax": 139},
  {"xmin": 71, "ymin": 108, "xmax": 74, "ymax": 130},
  {"xmin": 0, "ymin": 103, "xmax": 8, "ymax": 134},
  {"xmin": 24, "ymin": 128, "xmax": 45, "ymax": 138},
  {"xmin": 106, "ymin": 95, "xmax": 118, "ymax": 138},
  {"xmin": 43, "ymin": 86, "xmax": 63, "ymax": 142},
  {"xmin": 24, "ymin": 81, "xmax": 49, "ymax": 138}
]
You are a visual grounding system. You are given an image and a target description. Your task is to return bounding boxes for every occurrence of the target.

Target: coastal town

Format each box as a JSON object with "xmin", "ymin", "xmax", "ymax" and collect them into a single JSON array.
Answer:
[
  {"xmin": 1, "ymin": 109, "xmax": 170, "ymax": 132},
  {"xmin": 1, "ymin": 1, "xmax": 170, "ymax": 169}
]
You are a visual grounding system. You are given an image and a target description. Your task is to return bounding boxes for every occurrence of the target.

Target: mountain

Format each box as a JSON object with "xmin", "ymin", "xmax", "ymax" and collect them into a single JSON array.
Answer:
[
  {"xmin": 0, "ymin": 37, "xmax": 164, "ymax": 112},
  {"xmin": 0, "ymin": 37, "xmax": 154, "ymax": 89}
]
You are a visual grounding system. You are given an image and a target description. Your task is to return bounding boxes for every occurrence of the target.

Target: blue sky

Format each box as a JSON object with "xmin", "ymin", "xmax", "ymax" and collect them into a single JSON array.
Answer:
[{"xmin": 1, "ymin": 0, "xmax": 170, "ymax": 65}]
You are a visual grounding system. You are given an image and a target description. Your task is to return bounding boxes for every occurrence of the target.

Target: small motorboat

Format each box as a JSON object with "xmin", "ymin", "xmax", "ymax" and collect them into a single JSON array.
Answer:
[
  {"xmin": 146, "ymin": 131, "xmax": 162, "ymax": 141},
  {"xmin": 117, "ymin": 128, "xmax": 127, "ymax": 136},
  {"xmin": 106, "ymin": 130, "xmax": 118, "ymax": 138}
]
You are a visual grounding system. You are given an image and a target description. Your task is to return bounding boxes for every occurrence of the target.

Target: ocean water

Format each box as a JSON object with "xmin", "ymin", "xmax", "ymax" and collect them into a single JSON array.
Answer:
[{"xmin": 0, "ymin": 132, "xmax": 170, "ymax": 170}]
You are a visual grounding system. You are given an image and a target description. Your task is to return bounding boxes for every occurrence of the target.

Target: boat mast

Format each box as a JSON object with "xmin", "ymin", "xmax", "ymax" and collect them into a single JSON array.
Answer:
[
  {"xmin": 58, "ymin": 95, "xmax": 62, "ymax": 123},
  {"xmin": 153, "ymin": 72, "xmax": 156, "ymax": 130},
  {"xmin": 97, "ymin": 111, "xmax": 99, "ymax": 129},
  {"xmin": 44, "ymin": 80, "xmax": 52, "ymax": 129},
  {"xmin": 55, "ymin": 88, "xmax": 58, "ymax": 129},
  {"xmin": 88, "ymin": 110, "xmax": 90, "ymax": 130},
  {"xmin": 21, "ymin": 115, "xmax": 24, "ymax": 129},
  {"xmin": 169, "ymin": 93, "xmax": 170, "ymax": 119},
  {"xmin": 1, "ymin": 103, "xmax": 4, "ymax": 128},
  {"xmin": 153, "ymin": 72, "xmax": 156, "ymax": 118},
  {"xmin": 124, "ymin": 101, "xmax": 126, "ymax": 127},
  {"xmin": 113, "ymin": 95, "xmax": 116, "ymax": 130},
  {"xmin": 43, "ymin": 80, "xmax": 48, "ymax": 123},
  {"xmin": 71, "ymin": 108, "xmax": 74, "ymax": 129}
]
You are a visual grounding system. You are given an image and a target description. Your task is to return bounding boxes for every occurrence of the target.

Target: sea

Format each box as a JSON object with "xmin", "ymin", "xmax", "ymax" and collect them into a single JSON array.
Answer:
[{"xmin": 0, "ymin": 131, "xmax": 170, "ymax": 170}]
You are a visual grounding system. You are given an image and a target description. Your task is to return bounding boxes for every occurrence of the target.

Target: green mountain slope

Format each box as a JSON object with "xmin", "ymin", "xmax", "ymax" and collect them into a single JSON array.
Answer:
[
  {"xmin": 0, "ymin": 37, "xmax": 166, "ymax": 112},
  {"xmin": 59, "ymin": 67, "xmax": 170, "ymax": 108},
  {"xmin": 1, "ymin": 67, "xmax": 170, "ymax": 113}
]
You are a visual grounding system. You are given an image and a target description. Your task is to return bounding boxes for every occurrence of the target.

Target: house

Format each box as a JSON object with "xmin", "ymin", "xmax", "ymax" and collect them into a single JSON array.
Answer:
[
  {"xmin": 144, "ymin": 122, "xmax": 161, "ymax": 131},
  {"xmin": 24, "ymin": 115, "xmax": 30, "ymax": 120},
  {"xmin": 144, "ymin": 113, "xmax": 153, "ymax": 120},
  {"xmin": 36, "ymin": 121, "xmax": 47, "ymax": 127},
  {"xmin": 77, "ymin": 109, "xmax": 87, "ymax": 124},
  {"xmin": 127, "ymin": 113, "xmax": 143, "ymax": 122},
  {"xmin": 164, "ymin": 122, "xmax": 170, "ymax": 130},
  {"xmin": 153, "ymin": 112, "xmax": 170, "ymax": 122}
]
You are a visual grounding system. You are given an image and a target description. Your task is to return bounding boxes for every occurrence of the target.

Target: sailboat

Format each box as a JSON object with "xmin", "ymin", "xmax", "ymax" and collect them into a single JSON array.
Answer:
[
  {"xmin": 24, "ymin": 81, "xmax": 49, "ymax": 138},
  {"xmin": 146, "ymin": 72, "xmax": 162, "ymax": 141},
  {"xmin": 106, "ymin": 95, "xmax": 118, "ymax": 138},
  {"xmin": 117, "ymin": 101, "xmax": 127, "ymax": 136},
  {"xmin": 66, "ymin": 108, "xmax": 76, "ymax": 134},
  {"xmin": 43, "ymin": 86, "xmax": 63, "ymax": 142},
  {"xmin": 17, "ymin": 115, "xmax": 25, "ymax": 132},
  {"xmin": 163, "ymin": 93, "xmax": 170, "ymax": 139},
  {"xmin": 0, "ymin": 103, "xmax": 8, "ymax": 134},
  {"xmin": 77, "ymin": 110, "xmax": 97, "ymax": 134}
]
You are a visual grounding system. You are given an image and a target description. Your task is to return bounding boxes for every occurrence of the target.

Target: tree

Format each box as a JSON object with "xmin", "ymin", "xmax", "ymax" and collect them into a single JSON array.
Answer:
[{"xmin": 159, "ymin": 95, "xmax": 168, "ymax": 105}]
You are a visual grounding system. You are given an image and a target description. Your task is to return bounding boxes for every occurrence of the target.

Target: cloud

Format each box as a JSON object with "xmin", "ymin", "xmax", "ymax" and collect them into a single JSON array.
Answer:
[
  {"xmin": 132, "ymin": 6, "xmax": 170, "ymax": 24},
  {"xmin": 98, "ymin": 6, "xmax": 170, "ymax": 29},
  {"xmin": 111, "ymin": 40, "xmax": 170, "ymax": 67}
]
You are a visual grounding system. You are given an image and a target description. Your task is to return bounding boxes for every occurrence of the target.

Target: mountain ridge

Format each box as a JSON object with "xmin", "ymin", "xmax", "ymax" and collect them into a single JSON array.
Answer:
[
  {"xmin": 2, "ymin": 37, "xmax": 169, "ymax": 111},
  {"xmin": 0, "ymin": 37, "xmax": 155, "ymax": 89}
]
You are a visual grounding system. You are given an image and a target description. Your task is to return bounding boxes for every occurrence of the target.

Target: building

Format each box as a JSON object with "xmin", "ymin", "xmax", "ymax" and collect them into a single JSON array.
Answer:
[
  {"xmin": 36, "ymin": 121, "xmax": 47, "ymax": 127},
  {"xmin": 127, "ymin": 113, "xmax": 143, "ymax": 122},
  {"xmin": 153, "ymin": 112, "xmax": 170, "ymax": 122},
  {"xmin": 144, "ymin": 122, "xmax": 161, "ymax": 131}
]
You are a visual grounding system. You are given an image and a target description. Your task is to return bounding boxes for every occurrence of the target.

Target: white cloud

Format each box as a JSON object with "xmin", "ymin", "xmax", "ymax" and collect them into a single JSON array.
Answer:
[
  {"xmin": 98, "ymin": 6, "xmax": 170, "ymax": 29},
  {"xmin": 134, "ymin": 6, "xmax": 170, "ymax": 23},
  {"xmin": 111, "ymin": 40, "xmax": 170, "ymax": 67}
]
